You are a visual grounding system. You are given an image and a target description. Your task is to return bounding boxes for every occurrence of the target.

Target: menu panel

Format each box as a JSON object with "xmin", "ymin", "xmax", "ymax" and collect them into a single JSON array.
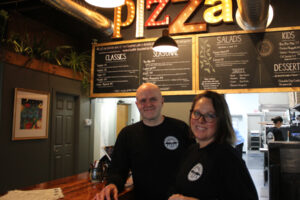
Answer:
[
  {"xmin": 199, "ymin": 29, "xmax": 300, "ymax": 90},
  {"xmin": 92, "ymin": 38, "xmax": 193, "ymax": 95}
]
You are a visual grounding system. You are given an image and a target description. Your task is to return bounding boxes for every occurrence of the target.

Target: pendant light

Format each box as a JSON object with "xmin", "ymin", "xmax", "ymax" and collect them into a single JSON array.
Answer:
[
  {"xmin": 235, "ymin": 0, "xmax": 273, "ymax": 30},
  {"xmin": 152, "ymin": 29, "xmax": 178, "ymax": 53},
  {"xmin": 85, "ymin": 0, "xmax": 125, "ymax": 8}
]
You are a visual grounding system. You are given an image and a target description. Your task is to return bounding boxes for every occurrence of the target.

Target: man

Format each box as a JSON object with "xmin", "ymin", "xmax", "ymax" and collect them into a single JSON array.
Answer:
[
  {"xmin": 95, "ymin": 83, "xmax": 194, "ymax": 200},
  {"xmin": 267, "ymin": 116, "xmax": 284, "ymax": 141}
]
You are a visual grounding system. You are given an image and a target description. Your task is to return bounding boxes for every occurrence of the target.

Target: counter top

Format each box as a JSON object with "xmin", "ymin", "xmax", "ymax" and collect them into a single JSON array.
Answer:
[
  {"xmin": 259, "ymin": 147, "xmax": 268, "ymax": 152},
  {"xmin": 268, "ymin": 141, "xmax": 300, "ymax": 148},
  {"xmin": 4, "ymin": 172, "xmax": 134, "ymax": 200}
]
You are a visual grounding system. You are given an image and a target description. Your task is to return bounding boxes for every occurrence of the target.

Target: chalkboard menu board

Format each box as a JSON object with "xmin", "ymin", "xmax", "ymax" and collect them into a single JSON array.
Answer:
[
  {"xmin": 91, "ymin": 38, "xmax": 194, "ymax": 97},
  {"xmin": 199, "ymin": 28, "xmax": 300, "ymax": 90}
]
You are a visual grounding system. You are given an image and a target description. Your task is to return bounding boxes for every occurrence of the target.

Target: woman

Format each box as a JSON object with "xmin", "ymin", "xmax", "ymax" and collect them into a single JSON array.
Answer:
[
  {"xmin": 168, "ymin": 91, "xmax": 258, "ymax": 200},
  {"xmin": 267, "ymin": 116, "xmax": 284, "ymax": 141}
]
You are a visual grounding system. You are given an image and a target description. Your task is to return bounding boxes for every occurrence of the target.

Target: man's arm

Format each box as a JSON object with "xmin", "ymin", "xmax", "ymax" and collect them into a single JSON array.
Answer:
[
  {"xmin": 106, "ymin": 129, "xmax": 131, "ymax": 192},
  {"xmin": 93, "ymin": 129, "xmax": 131, "ymax": 200}
]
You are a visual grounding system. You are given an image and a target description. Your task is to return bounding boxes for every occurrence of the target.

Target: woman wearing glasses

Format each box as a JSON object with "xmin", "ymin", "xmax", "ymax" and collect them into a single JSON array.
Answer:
[{"xmin": 168, "ymin": 91, "xmax": 258, "ymax": 200}]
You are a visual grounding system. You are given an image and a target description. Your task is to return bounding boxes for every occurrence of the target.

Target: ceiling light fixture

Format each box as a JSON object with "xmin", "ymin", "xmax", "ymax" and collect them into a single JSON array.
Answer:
[
  {"xmin": 85, "ymin": 0, "xmax": 125, "ymax": 8},
  {"xmin": 152, "ymin": 29, "xmax": 178, "ymax": 53},
  {"xmin": 235, "ymin": 0, "xmax": 273, "ymax": 30}
]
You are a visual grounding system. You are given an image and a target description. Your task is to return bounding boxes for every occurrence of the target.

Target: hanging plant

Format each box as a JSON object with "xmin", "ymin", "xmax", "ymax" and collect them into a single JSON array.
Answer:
[
  {"xmin": 6, "ymin": 33, "xmax": 33, "ymax": 56},
  {"xmin": 40, "ymin": 45, "xmax": 72, "ymax": 66},
  {"xmin": 30, "ymin": 37, "xmax": 48, "ymax": 60},
  {"xmin": 4, "ymin": 29, "xmax": 91, "ymax": 89},
  {"xmin": 62, "ymin": 50, "xmax": 91, "ymax": 88},
  {"xmin": 0, "ymin": 9, "xmax": 9, "ymax": 43}
]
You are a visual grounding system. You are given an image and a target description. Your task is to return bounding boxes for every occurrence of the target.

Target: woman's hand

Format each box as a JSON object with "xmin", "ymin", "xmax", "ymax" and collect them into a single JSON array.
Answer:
[
  {"xmin": 92, "ymin": 184, "xmax": 118, "ymax": 200},
  {"xmin": 168, "ymin": 194, "xmax": 199, "ymax": 200}
]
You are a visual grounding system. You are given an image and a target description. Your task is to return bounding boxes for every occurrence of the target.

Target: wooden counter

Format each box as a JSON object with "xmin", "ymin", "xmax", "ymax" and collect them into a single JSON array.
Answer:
[
  {"xmin": 268, "ymin": 141, "xmax": 300, "ymax": 200},
  {"xmin": 21, "ymin": 172, "xmax": 134, "ymax": 200}
]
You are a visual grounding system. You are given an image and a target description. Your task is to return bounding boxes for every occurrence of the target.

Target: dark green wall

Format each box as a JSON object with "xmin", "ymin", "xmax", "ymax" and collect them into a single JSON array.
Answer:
[
  {"xmin": 0, "ymin": 62, "xmax": 92, "ymax": 194},
  {"xmin": 0, "ymin": 63, "xmax": 3, "ymax": 126}
]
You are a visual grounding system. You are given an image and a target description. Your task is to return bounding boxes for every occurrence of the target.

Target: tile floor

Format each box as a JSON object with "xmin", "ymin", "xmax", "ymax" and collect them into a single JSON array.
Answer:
[{"xmin": 243, "ymin": 151, "xmax": 269, "ymax": 200}]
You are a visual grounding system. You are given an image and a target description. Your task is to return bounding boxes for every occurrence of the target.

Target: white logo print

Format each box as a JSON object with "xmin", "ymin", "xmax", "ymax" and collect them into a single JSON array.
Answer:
[
  {"xmin": 188, "ymin": 163, "xmax": 203, "ymax": 181},
  {"xmin": 164, "ymin": 136, "xmax": 179, "ymax": 150}
]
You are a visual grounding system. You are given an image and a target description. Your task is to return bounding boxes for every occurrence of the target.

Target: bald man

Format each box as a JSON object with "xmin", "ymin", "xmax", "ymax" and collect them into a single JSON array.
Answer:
[{"xmin": 95, "ymin": 83, "xmax": 194, "ymax": 200}]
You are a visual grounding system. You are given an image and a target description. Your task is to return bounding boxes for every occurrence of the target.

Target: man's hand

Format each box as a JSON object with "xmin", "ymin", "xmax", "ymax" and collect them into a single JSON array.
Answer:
[{"xmin": 93, "ymin": 184, "xmax": 118, "ymax": 200}]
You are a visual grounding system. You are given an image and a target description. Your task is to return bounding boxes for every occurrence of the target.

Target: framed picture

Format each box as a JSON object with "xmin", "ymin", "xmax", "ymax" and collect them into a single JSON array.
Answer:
[{"xmin": 12, "ymin": 88, "xmax": 50, "ymax": 140}]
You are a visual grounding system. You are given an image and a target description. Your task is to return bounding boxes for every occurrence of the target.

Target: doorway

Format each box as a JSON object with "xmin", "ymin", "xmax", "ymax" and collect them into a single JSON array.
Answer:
[
  {"xmin": 50, "ymin": 92, "xmax": 77, "ymax": 180},
  {"xmin": 116, "ymin": 103, "xmax": 130, "ymax": 136},
  {"xmin": 247, "ymin": 114, "xmax": 264, "ymax": 150},
  {"xmin": 93, "ymin": 98, "xmax": 140, "ymax": 160}
]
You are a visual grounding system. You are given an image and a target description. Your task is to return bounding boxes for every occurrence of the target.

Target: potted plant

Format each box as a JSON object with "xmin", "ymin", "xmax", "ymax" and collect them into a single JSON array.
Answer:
[
  {"xmin": 62, "ymin": 50, "xmax": 91, "ymax": 88},
  {"xmin": 2, "ymin": 30, "xmax": 90, "ymax": 85},
  {"xmin": 0, "ymin": 9, "xmax": 8, "ymax": 43}
]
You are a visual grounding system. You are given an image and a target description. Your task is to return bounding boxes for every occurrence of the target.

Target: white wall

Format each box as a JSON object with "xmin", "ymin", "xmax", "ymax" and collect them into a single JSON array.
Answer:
[
  {"xmin": 259, "ymin": 92, "xmax": 289, "ymax": 105},
  {"xmin": 93, "ymin": 98, "xmax": 140, "ymax": 161},
  {"xmin": 93, "ymin": 93, "xmax": 292, "ymax": 158},
  {"xmin": 162, "ymin": 102, "xmax": 192, "ymax": 124},
  {"xmin": 225, "ymin": 93, "xmax": 260, "ymax": 151}
]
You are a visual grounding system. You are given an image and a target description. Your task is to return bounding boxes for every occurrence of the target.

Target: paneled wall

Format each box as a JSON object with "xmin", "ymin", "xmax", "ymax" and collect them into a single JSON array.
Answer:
[{"xmin": 0, "ymin": 62, "xmax": 92, "ymax": 194}]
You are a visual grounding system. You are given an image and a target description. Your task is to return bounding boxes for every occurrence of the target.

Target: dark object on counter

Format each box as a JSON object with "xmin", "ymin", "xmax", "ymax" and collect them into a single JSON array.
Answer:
[
  {"xmin": 89, "ymin": 155, "xmax": 111, "ymax": 182},
  {"xmin": 268, "ymin": 141, "xmax": 300, "ymax": 200},
  {"xmin": 89, "ymin": 167, "xmax": 101, "ymax": 182},
  {"xmin": 289, "ymin": 125, "xmax": 300, "ymax": 141},
  {"xmin": 290, "ymin": 132, "xmax": 300, "ymax": 141},
  {"xmin": 104, "ymin": 146, "xmax": 114, "ymax": 159},
  {"xmin": 292, "ymin": 104, "xmax": 300, "ymax": 112},
  {"xmin": 98, "ymin": 155, "xmax": 111, "ymax": 182}
]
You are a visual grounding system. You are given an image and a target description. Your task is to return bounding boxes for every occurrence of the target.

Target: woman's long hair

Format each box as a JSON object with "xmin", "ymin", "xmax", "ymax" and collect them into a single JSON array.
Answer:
[{"xmin": 189, "ymin": 91, "xmax": 236, "ymax": 145}]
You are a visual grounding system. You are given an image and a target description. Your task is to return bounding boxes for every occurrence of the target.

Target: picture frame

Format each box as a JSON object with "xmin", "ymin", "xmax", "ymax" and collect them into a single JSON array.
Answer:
[{"xmin": 12, "ymin": 88, "xmax": 50, "ymax": 140}]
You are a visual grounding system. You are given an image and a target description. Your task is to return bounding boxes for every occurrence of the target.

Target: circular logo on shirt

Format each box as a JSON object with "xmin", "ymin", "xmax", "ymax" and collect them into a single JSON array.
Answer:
[
  {"xmin": 164, "ymin": 136, "xmax": 179, "ymax": 150},
  {"xmin": 188, "ymin": 163, "xmax": 203, "ymax": 181}
]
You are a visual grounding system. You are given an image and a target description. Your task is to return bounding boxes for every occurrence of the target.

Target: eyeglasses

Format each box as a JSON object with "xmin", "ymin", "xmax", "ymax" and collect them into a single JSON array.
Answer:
[{"xmin": 191, "ymin": 110, "xmax": 217, "ymax": 123}]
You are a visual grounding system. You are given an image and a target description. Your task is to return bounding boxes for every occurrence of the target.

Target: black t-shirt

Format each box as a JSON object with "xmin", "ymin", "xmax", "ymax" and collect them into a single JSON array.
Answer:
[
  {"xmin": 107, "ymin": 116, "xmax": 194, "ymax": 200},
  {"xmin": 168, "ymin": 142, "xmax": 258, "ymax": 200},
  {"xmin": 268, "ymin": 127, "xmax": 284, "ymax": 141}
]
